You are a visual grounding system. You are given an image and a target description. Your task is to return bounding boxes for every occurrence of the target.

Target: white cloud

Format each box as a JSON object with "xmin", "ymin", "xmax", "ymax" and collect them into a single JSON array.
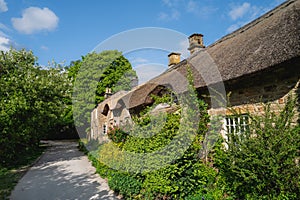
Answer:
[
  {"xmin": 158, "ymin": 9, "xmax": 180, "ymax": 21},
  {"xmin": 0, "ymin": 22, "xmax": 15, "ymax": 51},
  {"xmin": 12, "ymin": 7, "xmax": 59, "ymax": 34},
  {"xmin": 0, "ymin": 0, "xmax": 8, "ymax": 13},
  {"xmin": 229, "ymin": 2, "xmax": 251, "ymax": 20},
  {"xmin": 226, "ymin": 1, "xmax": 284, "ymax": 33},
  {"xmin": 0, "ymin": 36, "xmax": 10, "ymax": 51}
]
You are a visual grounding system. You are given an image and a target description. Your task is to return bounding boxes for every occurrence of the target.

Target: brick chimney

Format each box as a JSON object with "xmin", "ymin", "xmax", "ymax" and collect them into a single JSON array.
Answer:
[
  {"xmin": 188, "ymin": 33, "xmax": 205, "ymax": 54},
  {"xmin": 168, "ymin": 52, "xmax": 181, "ymax": 67}
]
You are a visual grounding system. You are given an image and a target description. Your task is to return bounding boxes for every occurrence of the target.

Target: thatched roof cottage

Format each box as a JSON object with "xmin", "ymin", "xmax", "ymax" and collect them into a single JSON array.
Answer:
[{"xmin": 91, "ymin": 0, "xmax": 300, "ymax": 141}]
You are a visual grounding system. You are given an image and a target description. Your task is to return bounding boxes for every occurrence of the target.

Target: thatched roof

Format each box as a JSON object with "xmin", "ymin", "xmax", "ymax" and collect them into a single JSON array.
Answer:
[
  {"xmin": 117, "ymin": 83, "xmax": 165, "ymax": 109},
  {"xmin": 206, "ymin": 0, "xmax": 300, "ymax": 85},
  {"xmin": 98, "ymin": 90, "xmax": 128, "ymax": 112},
  {"xmin": 117, "ymin": 0, "xmax": 300, "ymax": 110}
]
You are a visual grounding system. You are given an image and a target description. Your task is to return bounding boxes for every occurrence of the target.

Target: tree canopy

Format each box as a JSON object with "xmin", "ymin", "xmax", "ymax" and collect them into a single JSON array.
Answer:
[
  {"xmin": 0, "ymin": 49, "xmax": 137, "ymax": 165},
  {"xmin": 0, "ymin": 49, "xmax": 75, "ymax": 165},
  {"xmin": 71, "ymin": 50, "xmax": 138, "ymax": 135}
]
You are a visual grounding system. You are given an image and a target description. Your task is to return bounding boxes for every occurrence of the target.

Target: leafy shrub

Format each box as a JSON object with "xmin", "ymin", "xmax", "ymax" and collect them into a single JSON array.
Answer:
[
  {"xmin": 94, "ymin": 93, "xmax": 219, "ymax": 199},
  {"xmin": 142, "ymin": 161, "xmax": 218, "ymax": 199},
  {"xmin": 0, "ymin": 49, "xmax": 74, "ymax": 165},
  {"xmin": 107, "ymin": 126, "xmax": 128, "ymax": 143},
  {"xmin": 108, "ymin": 172, "xmax": 143, "ymax": 198},
  {"xmin": 215, "ymin": 96, "xmax": 300, "ymax": 199}
]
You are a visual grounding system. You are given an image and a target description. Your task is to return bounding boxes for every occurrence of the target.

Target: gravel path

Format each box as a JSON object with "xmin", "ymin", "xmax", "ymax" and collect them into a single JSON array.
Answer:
[{"xmin": 10, "ymin": 140, "xmax": 120, "ymax": 200}]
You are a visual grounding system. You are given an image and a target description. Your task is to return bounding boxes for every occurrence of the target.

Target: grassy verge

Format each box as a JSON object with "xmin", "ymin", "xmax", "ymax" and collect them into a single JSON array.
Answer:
[{"xmin": 0, "ymin": 143, "xmax": 47, "ymax": 200}]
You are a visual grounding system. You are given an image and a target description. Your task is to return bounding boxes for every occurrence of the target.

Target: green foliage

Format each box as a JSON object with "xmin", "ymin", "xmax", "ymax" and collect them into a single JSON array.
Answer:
[
  {"xmin": 108, "ymin": 172, "xmax": 143, "ymax": 198},
  {"xmin": 88, "ymin": 79, "xmax": 223, "ymax": 199},
  {"xmin": 123, "ymin": 112, "xmax": 181, "ymax": 153},
  {"xmin": 0, "ymin": 49, "xmax": 75, "ymax": 165},
  {"xmin": 96, "ymin": 55, "xmax": 137, "ymax": 103},
  {"xmin": 107, "ymin": 126, "xmax": 128, "ymax": 143},
  {"xmin": 215, "ymin": 96, "xmax": 300, "ymax": 199},
  {"xmin": 72, "ymin": 50, "xmax": 137, "ymax": 135}
]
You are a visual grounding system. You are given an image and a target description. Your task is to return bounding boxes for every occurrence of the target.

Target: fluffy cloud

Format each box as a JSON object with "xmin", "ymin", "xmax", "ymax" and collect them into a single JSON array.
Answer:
[
  {"xmin": 12, "ymin": 7, "xmax": 59, "ymax": 34},
  {"xmin": 0, "ymin": 0, "xmax": 8, "ymax": 12},
  {"xmin": 229, "ymin": 2, "xmax": 251, "ymax": 20},
  {"xmin": 0, "ymin": 23, "xmax": 11, "ymax": 51},
  {"xmin": 226, "ymin": 1, "xmax": 283, "ymax": 33},
  {"xmin": 226, "ymin": 2, "xmax": 270, "ymax": 33},
  {"xmin": 0, "ymin": 36, "xmax": 10, "ymax": 51}
]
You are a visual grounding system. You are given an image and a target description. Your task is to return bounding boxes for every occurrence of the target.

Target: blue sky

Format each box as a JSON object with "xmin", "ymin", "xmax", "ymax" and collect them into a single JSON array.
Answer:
[{"xmin": 0, "ymin": 0, "xmax": 285, "ymax": 83}]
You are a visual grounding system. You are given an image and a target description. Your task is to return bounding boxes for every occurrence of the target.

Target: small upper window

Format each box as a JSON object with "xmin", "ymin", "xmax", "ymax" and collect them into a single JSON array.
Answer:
[
  {"xmin": 224, "ymin": 114, "xmax": 249, "ymax": 135},
  {"xmin": 103, "ymin": 124, "xmax": 107, "ymax": 135}
]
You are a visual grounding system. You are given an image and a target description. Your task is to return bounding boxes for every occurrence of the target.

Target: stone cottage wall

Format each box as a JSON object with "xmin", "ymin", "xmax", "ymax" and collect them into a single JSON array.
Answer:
[{"xmin": 208, "ymin": 68, "xmax": 300, "ymax": 122}]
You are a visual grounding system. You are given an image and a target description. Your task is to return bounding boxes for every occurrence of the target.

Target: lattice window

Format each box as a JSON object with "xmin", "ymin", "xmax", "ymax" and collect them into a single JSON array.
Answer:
[{"xmin": 224, "ymin": 114, "xmax": 249, "ymax": 135}]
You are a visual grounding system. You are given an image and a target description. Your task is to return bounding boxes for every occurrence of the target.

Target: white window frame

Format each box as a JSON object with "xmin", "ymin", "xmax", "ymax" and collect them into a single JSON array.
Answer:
[{"xmin": 223, "ymin": 114, "xmax": 249, "ymax": 135}]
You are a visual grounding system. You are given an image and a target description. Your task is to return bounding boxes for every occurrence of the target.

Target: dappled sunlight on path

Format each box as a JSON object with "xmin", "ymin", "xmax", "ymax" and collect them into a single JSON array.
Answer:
[{"xmin": 10, "ymin": 141, "xmax": 120, "ymax": 200}]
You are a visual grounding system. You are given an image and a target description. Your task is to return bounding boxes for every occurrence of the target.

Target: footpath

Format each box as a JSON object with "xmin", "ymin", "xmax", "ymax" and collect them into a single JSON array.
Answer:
[{"xmin": 10, "ymin": 140, "xmax": 120, "ymax": 200}]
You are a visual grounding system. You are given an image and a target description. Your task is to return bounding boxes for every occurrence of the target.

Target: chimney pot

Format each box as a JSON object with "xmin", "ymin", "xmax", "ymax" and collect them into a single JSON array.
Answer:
[
  {"xmin": 168, "ymin": 52, "xmax": 181, "ymax": 67},
  {"xmin": 188, "ymin": 33, "xmax": 205, "ymax": 54},
  {"xmin": 105, "ymin": 87, "xmax": 112, "ymax": 99}
]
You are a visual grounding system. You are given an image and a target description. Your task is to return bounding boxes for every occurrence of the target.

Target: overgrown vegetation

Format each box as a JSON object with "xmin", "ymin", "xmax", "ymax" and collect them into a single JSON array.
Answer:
[
  {"xmin": 0, "ymin": 48, "xmax": 137, "ymax": 164},
  {"xmin": 85, "ymin": 76, "xmax": 229, "ymax": 199},
  {"xmin": 0, "ymin": 48, "xmax": 138, "ymax": 197},
  {"xmin": 0, "ymin": 49, "xmax": 76, "ymax": 165},
  {"xmin": 85, "ymin": 83, "xmax": 299, "ymax": 199},
  {"xmin": 0, "ymin": 48, "xmax": 76, "ymax": 198},
  {"xmin": 107, "ymin": 126, "xmax": 129, "ymax": 143},
  {"xmin": 71, "ymin": 50, "xmax": 138, "ymax": 134},
  {"xmin": 215, "ymin": 96, "xmax": 300, "ymax": 199},
  {"xmin": 2, "ymin": 48, "xmax": 299, "ymax": 199}
]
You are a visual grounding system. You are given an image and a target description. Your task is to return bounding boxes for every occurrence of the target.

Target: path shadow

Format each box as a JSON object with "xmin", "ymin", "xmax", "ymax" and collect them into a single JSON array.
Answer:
[{"xmin": 10, "ymin": 141, "xmax": 120, "ymax": 200}]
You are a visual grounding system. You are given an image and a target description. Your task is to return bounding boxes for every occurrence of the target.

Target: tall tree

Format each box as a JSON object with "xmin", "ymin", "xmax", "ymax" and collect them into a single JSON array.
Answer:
[
  {"xmin": 0, "ymin": 49, "xmax": 74, "ymax": 165},
  {"xmin": 71, "ymin": 50, "xmax": 137, "ymax": 137}
]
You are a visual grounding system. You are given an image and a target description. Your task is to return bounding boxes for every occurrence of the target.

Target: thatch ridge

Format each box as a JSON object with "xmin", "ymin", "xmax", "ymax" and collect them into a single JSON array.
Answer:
[{"xmin": 117, "ymin": 0, "xmax": 300, "ymax": 110}]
